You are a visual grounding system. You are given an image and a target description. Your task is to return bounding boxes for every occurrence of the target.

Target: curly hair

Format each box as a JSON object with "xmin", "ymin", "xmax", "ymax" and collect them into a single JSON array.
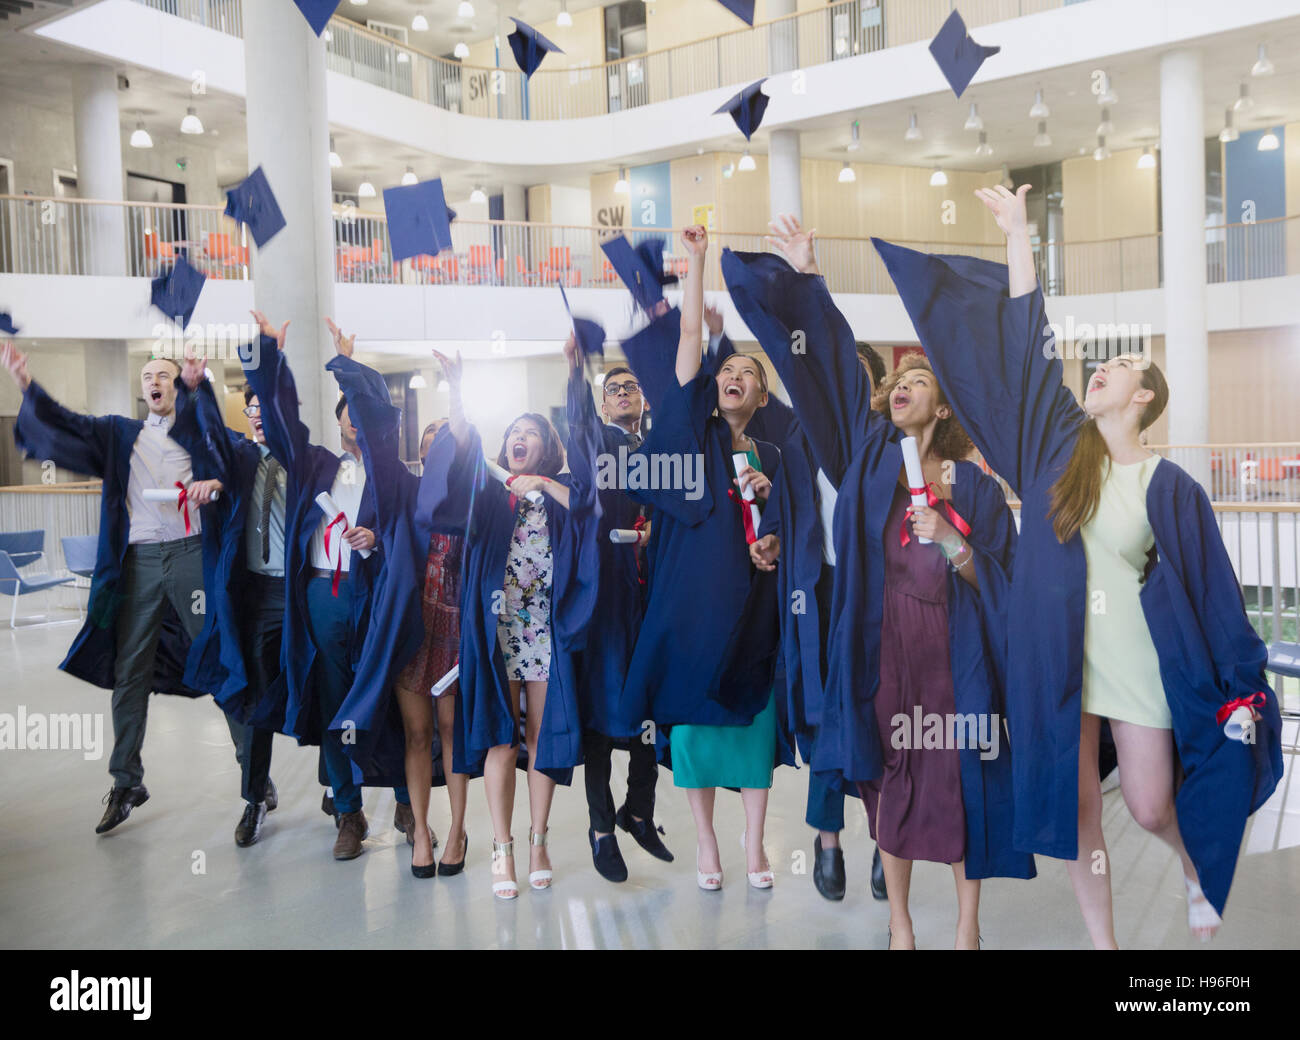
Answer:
[
  {"xmin": 871, "ymin": 353, "xmax": 973, "ymax": 462},
  {"xmin": 496, "ymin": 412, "xmax": 566, "ymax": 479}
]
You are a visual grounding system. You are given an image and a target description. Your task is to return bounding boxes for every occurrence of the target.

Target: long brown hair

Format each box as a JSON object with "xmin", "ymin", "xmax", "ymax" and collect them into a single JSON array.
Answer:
[
  {"xmin": 871, "ymin": 354, "xmax": 973, "ymax": 462},
  {"xmin": 496, "ymin": 412, "xmax": 566, "ymax": 479},
  {"xmin": 1047, "ymin": 356, "xmax": 1169, "ymax": 542}
]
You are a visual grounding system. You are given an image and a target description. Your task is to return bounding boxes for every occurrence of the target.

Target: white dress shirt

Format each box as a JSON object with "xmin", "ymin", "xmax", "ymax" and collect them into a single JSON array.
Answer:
[
  {"xmin": 127, "ymin": 412, "xmax": 201, "ymax": 544},
  {"xmin": 310, "ymin": 453, "xmax": 366, "ymax": 572},
  {"xmin": 817, "ymin": 469, "xmax": 838, "ymax": 568}
]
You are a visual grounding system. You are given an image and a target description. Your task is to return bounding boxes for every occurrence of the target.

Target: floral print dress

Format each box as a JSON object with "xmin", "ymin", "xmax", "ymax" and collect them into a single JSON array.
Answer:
[{"xmin": 496, "ymin": 499, "xmax": 553, "ymax": 681}]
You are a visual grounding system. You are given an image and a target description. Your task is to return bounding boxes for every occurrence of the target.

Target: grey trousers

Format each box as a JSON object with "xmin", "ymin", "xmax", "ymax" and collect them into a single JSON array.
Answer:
[{"xmin": 107, "ymin": 535, "xmax": 246, "ymax": 788}]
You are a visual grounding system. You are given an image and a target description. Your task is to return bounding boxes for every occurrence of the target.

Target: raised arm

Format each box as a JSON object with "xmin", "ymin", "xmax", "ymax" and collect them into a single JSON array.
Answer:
[
  {"xmin": 676, "ymin": 225, "xmax": 708, "ymax": 386},
  {"xmin": 242, "ymin": 310, "xmax": 309, "ymax": 472},
  {"xmin": 6, "ymin": 341, "xmax": 112, "ymax": 477},
  {"xmin": 431, "ymin": 348, "xmax": 468, "ymax": 447},
  {"xmin": 977, "ymin": 184, "xmax": 1036, "ymax": 297}
]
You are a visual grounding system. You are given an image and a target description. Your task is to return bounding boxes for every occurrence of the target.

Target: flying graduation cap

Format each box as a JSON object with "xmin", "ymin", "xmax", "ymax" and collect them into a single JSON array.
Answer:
[
  {"xmin": 928, "ymin": 10, "xmax": 1000, "ymax": 98},
  {"xmin": 150, "ymin": 255, "xmax": 207, "ymax": 327},
  {"xmin": 715, "ymin": 0, "xmax": 755, "ymax": 25},
  {"xmin": 292, "ymin": 0, "xmax": 343, "ymax": 37},
  {"xmin": 714, "ymin": 78, "xmax": 768, "ymax": 141},
  {"xmin": 0, "ymin": 312, "xmax": 18, "ymax": 336},
  {"xmin": 383, "ymin": 178, "xmax": 457, "ymax": 262},
  {"xmin": 224, "ymin": 166, "xmax": 286, "ymax": 248},
  {"xmin": 558, "ymin": 282, "xmax": 605, "ymax": 361},
  {"xmin": 601, "ymin": 234, "xmax": 676, "ymax": 313},
  {"xmin": 508, "ymin": 17, "xmax": 564, "ymax": 79}
]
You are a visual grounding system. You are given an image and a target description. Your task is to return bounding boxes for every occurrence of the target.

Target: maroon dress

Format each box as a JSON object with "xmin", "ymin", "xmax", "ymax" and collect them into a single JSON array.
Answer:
[
  {"xmin": 397, "ymin": 532, "xmax": 465, "ymax": 696},
  {"xmin": 858, "ymin": 486, "xmax": 966, "ymax": 864}
]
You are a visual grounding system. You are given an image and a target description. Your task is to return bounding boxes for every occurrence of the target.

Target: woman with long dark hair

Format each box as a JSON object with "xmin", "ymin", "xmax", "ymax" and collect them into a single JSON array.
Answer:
[
  {"xmin": 419, "ymin": 352, "xmax": 599, "ymax": 899},
  {"xmin": 874, "ymin": 184, "xmax": 1283, "ymax": 947}
]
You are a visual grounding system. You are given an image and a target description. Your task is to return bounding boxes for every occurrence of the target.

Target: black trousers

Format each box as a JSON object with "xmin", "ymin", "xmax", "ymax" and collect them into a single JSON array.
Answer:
[
  {"xmin": 583, "ymin": 728, "xmax": 658, "ymax": 833},
  {"xmin": 236, "ymin": 573, "xmax": 283, "ymax": 805}
]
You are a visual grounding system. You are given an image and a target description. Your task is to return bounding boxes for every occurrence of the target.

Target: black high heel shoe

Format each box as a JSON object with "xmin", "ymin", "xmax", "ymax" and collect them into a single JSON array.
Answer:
[
  {"xmin": 438, "ymin": 833, "xmax": 469, "ymax": 877},
  {"xmin": 411, "ymin": 832, "xmax": 438, "ymax": 879}
]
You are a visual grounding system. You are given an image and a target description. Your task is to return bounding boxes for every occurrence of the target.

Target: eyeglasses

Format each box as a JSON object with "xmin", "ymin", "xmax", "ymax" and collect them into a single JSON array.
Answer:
[
  {"xmin": 603, "ymin": 379, "xmax": 641, "ymax": 397},
  {"xmin": 242, "ymin": 405, "xmax": 261, "ymax": 417}
]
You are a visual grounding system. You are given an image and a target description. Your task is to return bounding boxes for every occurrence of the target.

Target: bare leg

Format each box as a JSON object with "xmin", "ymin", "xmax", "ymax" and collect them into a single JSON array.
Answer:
[
  {"xmin": 951, "ymin": 859, "xmax": 981, "ymax": 949},
  {"xmin": 1109, "ymin": 719, "xmax": 1218, "ymax": 941},
  {"xmin": 686, "ymin": 787, "xmax": 720, "ymax": 873},
  {"xmin": 740, "ymin": 787, "xmax": 770, "ymax": 873},
  {"xmin": 1065, "ymin": 712, "xmax": 1117, "ymax": 949},
  {"xmin": 394, "ymin": 683, "xmax": 435, "ymax": 869},
  {"xmin": 881, "ymin": 850, "xmax": 915, "ymax": 949},
  {"xmin": 483, "ymin": 679, "xmax": 522, "ymax": 891},
  {"xmin": 523, "ymin": 679, "xmax": 556, "ymax": 883},
  {"xmin": 436, "ymin": 693, "xmax": 467, "ymax": 865},
  {"xmin": 819, "ymin": 830, "xmax": 839, "ymax": 850}
]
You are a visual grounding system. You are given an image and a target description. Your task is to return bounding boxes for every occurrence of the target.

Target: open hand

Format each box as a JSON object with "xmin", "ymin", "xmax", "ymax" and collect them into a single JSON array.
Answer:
[
  {"xmin": 1, "ymin": 341, "xmax": 31, "ymax": 391},
  {"xmin": 974, "ymin": 184, "xmax": 1031, "ymax": 237},
  {"xmin": 431, "ymin": 348, "xmax": 463, "ymax": 390},
  {"xmin": 180, "ymin": 353, "xmax": 207, "ymax": 391},
  {"xmin": 250, "ymin": 310, "xmax": 289, "ymax": 349},
  {"xmin": 766, "ymin": 214, "xmax": 818, "ymax": 275},
  {"xmin": 325, "ymin": 317, "xmax": 355, "ymax": 358}
]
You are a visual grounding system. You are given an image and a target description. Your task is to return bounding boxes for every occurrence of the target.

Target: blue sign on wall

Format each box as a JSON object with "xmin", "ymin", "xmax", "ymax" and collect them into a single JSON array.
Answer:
[
  {"xmin": 629, "ymin": 162, "xmax": 672, "ymax": 231},
  {"xmin": 1224, "ymin": 127, "xmax": 1285, "ymax": 280}
]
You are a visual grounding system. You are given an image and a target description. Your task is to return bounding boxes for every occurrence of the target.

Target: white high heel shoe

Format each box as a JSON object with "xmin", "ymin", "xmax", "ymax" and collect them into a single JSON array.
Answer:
[
  {"xmin": 697, "ymin": 854, "xmax": 723, "ymax": 891},
  {"xmin": 491, "ymin": 837, "xmax": 518, "ymax": 900},
  {"xmin": 740, "ymin": 831, "xmax": 774, "ymax": 889},
  {"xmin": 528, "ymin": 828, "xmax": 553, "ymax": 890},
  {"xmin": 1184, "ymin": 876, "xmax": 1221, "ymax": 941}
]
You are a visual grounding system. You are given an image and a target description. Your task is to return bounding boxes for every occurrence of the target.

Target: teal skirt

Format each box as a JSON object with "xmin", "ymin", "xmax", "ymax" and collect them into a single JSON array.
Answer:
[{"xmin": 671, "ymin": 691, "xmax": 777, "ymax": 789}]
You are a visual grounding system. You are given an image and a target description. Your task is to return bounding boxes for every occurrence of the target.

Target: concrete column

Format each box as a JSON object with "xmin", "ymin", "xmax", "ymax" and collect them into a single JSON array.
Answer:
[
  {"xmin": 241, "ymin": 0, "xmax": 337, "ymax": 442},
  {"xmin": 84, "ymin": 342, "xmax": 132, "ymax": 417},
  {"xmin": 767, "ymin": 0, "xmax": 798, "ymax": 75},
  {"xmin": 70, "ymin": 65, "xmax": 126, "ymax": 277},
  {"xmin": 768, "ymin": 129, "xmax": 802, "ymax": 223},
  {"xmin": 502, "ymin": 183, "xmax": 527, "ymax": 223},
  {"xmin": 1159, "ymin": 49, "xmax": 1208, "ymax": 485}
]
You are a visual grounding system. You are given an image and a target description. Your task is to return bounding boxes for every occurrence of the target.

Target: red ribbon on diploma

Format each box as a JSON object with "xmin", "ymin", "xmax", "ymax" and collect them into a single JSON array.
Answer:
[
  {"xmin": 1215, "ymin": 691, "xmax": 1265, "ymax": 725},
  {"xmin": 323, "ymin": 511, "xmax": 349, "ymax": 597},
  {"xmin": 900, "ymin": 483, "xmax": 971, "ymax": 548},
  {"xmin": 174, "ymin": 481, "xmax": 191, "ymax": 536},
  {"xmin": 504, "ymin": 474, "xmax": 520, "ymax": 513},
  {"xmin": 727, "ymin": 487, "xmax": 759, "ymax": 544},
  {"xmin": 632, "ymin": 514, "xmax": 649, "ymax": 585}
]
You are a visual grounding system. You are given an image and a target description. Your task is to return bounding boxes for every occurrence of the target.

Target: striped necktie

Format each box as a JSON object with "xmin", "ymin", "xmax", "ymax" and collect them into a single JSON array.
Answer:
[{"xmin": 260, "ymin": 455, "xmax": 280, "ymax": 564}]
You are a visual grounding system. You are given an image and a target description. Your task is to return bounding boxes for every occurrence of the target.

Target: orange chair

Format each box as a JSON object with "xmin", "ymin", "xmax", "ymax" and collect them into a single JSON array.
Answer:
[
  {"xmin": 593, "ymin": 258, "xmax": 619, "ymax": 285},
  {"xmin": 514, "ymin": 253, "xmax": 540, "ymax": 285},
  {"xmin": 467, "ymin": 244, "xmax": 496, "ymax": 284},
  {"xmin": 143, "ymin": 230, "xmax": 175, "ymax": 263}
]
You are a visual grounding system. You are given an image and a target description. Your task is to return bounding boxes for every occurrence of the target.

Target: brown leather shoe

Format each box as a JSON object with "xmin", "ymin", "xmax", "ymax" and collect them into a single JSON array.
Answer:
[
  {"xmin": 333, "ymin": 810, "xmax": 369, "ymax": 860},
  {"xmin": 393, "ymin": 801, "xmax": 415, "ymax": 846}
]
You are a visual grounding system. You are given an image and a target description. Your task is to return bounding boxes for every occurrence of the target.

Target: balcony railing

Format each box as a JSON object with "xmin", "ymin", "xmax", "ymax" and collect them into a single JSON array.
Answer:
[
  {"xmin": 2, "ymin": 196, "xmax": 1296, "ymax": 298},
  {"xmin": 128, "ymin": 0, "xmax": 1081, "ymax": 121}
]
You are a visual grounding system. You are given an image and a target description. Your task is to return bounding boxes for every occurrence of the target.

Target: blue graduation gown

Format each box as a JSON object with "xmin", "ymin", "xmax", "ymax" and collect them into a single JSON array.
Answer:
[
  {"xmin": 324, "ymin": 354, "xmax": 432, "ymax": 784},
  {"xmin": 565, "ymin": 367, "xmax": 646, "ymax": 739},
  {"xmin": 723, "ymin": 248, "xmax": 1033, "ymax": 879},
  {"xmin": 13, "ymin": 383, "xmax": 203, "ymax": 698},
  {"xmin": 874, "ymin": 237, "xmax": 1283, "ymax": 908},
  {"xmin": 240, "ymin": 334, "xmax": 382, "ymax": 756},
  {"xmin": 416, "ymin": 424, "xmax": 601, "ymax": 784},
  {"xmin": 169, "ymin": 379, "xmax": 269, "ymax": 719},
  {"xmin": 617, "ymin": 366, "xmax": 783, "ymax": 734}
]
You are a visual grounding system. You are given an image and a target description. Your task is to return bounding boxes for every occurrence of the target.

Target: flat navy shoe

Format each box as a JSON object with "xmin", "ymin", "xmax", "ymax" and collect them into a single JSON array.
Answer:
[
  {"xmin": 813, "ymin": 835, "xmax": 846, "ymax": 901},
  {"xmin": 590, "ymin": 829, "xmax": 629, "ymax": 883},
  {"xmin": 615, "ymin": 804, "xmax": 674, "ymax": 863}
]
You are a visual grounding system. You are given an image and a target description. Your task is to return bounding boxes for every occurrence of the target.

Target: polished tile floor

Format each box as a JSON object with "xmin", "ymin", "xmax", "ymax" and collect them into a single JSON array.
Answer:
[{"xmin": 2, "ymin": 616, "xmax": 1298, "ymax": 950}]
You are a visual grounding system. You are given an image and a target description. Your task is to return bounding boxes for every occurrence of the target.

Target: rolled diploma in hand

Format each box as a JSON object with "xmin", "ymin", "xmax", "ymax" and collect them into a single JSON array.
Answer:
[
  {"xmin": 143, "ymin": 487, "xmax": 220, "ymax": 502},
  {"xmin": 314, "ymin": 491, "xmax": 372, "ymax": 559},
  {"xmin": 430, "ymin": 663, "xmax": 459, "ymax": 697},
  {"xmin": 900, "ymin": 436, "xmax": 931, "ymax": 545},
  {"xmin": 609, "ymin": 529, "xmax": 641, "ymax": 544},
  {"xmin": 483, "ymin": 457, "xmax": 543, "ymax": 505},
  {"xmin": 1223, "ymin": 705, "xmax": 1255, "ymax": 743},
  {"xmin": 732, "ymin": 452, "xmax": 761, "ymax": 543}
]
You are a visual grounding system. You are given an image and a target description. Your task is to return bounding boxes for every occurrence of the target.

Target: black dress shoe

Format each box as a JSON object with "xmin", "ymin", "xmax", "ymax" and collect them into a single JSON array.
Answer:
[
  {"xmin": 870, "ymin": 845, "xmax": 887, "ymax": 901},
  {"xmin": 235, "ymin": 801, "xmax": 267, "ymax": 847},
  {"xmin": 264, "ymin": 778, "xmax": 278, "ymax": 812},
  {"xmin": 321, "ymin": 791, "xmax": 339, "ymax": 827},
  {"xmin": 812, "ymin": 835, "xmax": 846, "ymax": 901},
  {"xmin": 590, "ymin": 829, "xmax": 629, "ymax": 883},
  {"xmin": 615, "ymin": 804, "xmax": 674, "ymax": 862},
  {"xmin": 437, "ymin": 833, "xmax": 468, "ymax": 877},
  {"xmin": 95, "ymin": 785, "xmax": 149, "ymax": 834}
]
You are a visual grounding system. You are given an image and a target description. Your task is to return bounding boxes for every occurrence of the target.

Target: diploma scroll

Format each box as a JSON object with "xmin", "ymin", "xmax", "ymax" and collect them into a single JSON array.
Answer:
[
  {"xmin": 609, "ymin": 529, "xmax": 641, "ymax": 544},
  {"xmin": 900, "ymin": 436, "xmax": 932, "ymax": 545},
  {"xmin": 1223, "ymin": 706, "xmax": 1255, "ymax": 743},
  {"xmin": 143, "ymin": 487, "xmax": 219, "ymax": 502},
  {"xmin": 732, "ymin": 452, "xmax": 761, "ymax": 544},
  {"xmin": 483, "ymin": 458, "xmax": 544, "ymax": 505},
  {"xmin": 430, "ymin": 663, "xmax": 459, "ymax": 698},
  {"xmin": 314, "ymin": 492, "xmax": 373, "ymax": 559}
]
